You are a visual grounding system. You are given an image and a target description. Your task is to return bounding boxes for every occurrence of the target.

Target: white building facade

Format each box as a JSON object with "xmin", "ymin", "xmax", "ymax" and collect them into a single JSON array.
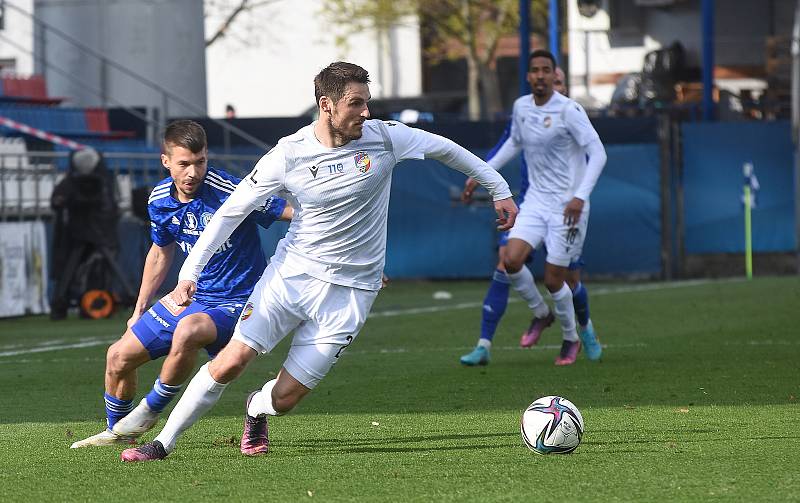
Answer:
[
  {"xmin": 0, "ymin": 0, "xmax": 35, "ymax": 75},
  {"xmin": 205, "ymin": 0, "xmax": 422, "ymax": 118}
]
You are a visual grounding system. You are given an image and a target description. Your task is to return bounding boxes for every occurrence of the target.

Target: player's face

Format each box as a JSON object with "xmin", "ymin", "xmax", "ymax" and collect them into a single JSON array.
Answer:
[
  {"xmin": 162, "ymin": 145, "xmax": 208, "ymax": 201},
  {"xmin": 554, "ymin": 68, "xmax": 566, "ymax": 95},
  {"xmin": 329, "ymin": 82, "xmax": 371, "ymax": 142},
  {"xmin": 527, "ymin": 57, "xmax": 555, "ymax": 99}
]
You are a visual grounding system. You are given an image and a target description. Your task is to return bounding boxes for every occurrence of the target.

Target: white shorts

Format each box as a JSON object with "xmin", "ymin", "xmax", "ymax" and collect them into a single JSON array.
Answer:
[
  {"xmin": 508, "ymin": 202, "xmax": 590, "ymax": 267},
  {"xmin": 232, "ymin": 263, "xmax": 378, "ymax": 389}
]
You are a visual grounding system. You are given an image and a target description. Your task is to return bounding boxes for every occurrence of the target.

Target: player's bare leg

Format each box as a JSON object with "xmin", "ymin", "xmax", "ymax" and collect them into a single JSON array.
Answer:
[
  {"xmin": 242, "ymin": 369, "xmax": 311, "ymax": 456},
  {"xmin": 71, "ymin": 331, "xmax": 150, "ymax": 448},
  {"xmin": 113, "ymin": 314, "xmax": 217, "ymax": 438},
  {"xmin": 121, "ymin": 340, "xmax": 257, "ymax": 461}
]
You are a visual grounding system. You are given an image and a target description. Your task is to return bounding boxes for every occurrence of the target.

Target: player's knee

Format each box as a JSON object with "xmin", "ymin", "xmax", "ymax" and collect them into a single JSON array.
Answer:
[
  {"xmin": 544, "ymin": 275, "xmax": 565, "ymax": 293},
  {"xmin": 504, "ymin": 255, "xmax": 524, "ymax": 273},
  {"xmin": 173, "ymin": 319, "xmax": 212, "ymax": 351},
  {"xmin": 566, "ymin": 277, "xmax": 579, "ymax": 292},
  {"xmin": 209, "ymin": 357, "xmax": 247, "ymax": 383},
  {"xmin": 106, "ymin": 343, "xmax": 136, "ymax": 375}
]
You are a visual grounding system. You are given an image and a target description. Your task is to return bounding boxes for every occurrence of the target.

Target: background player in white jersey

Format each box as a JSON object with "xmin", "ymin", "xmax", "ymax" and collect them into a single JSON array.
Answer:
[
  {"xmin": 71, "ymin": 121, "xmax": 291, "ymax": 448},
  {"xmin": 474, "ymin": 50, "xmax": 606, "ymax": 366},
  {"xmin": 459, "ymin": 67, "xmax": 600, "ymax": 366},
  {"xmin": 121, "ymin": 61, "xmax": 517, "ymax": 462}
]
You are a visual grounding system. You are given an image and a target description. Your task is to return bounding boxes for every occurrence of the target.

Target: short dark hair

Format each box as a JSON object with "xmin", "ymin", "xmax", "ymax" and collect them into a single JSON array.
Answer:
[
  {"xmin": 314, "ymin": 61, "xmax": 370, "ymax": 106},
  {"xmin": 528, "ymin": 49, "xmax": 556, "ymax": 70},
  {"xmin": 162, "ymin": 120, "xmax": 207, "ymax": 154}
]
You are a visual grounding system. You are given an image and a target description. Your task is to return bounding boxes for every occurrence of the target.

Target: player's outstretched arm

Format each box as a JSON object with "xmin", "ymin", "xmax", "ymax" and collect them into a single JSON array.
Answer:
[
  {"xmin": 387, "ymin": 123, "xmax": 513, "ymax": 202},
  {"xmin": 178, "ymin": 148, "xmax": 286, "ymax": 287},
  {"xmin": 128, "ymin": 242, "xmax": 175, "ymax": 327}
]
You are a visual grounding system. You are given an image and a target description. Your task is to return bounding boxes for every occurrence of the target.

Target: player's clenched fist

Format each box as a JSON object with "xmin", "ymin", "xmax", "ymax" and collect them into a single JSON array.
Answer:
[
  {"xmin": 495, "ymin": 197, "xmax": 518, "ymax": 231},
  {"xmin": 170, "ymin": 280, "xmax": 196, "ymax": 306}
]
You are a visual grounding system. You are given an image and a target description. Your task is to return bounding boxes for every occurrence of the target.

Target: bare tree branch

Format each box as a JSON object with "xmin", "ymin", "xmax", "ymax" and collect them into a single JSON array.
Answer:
[{"xmin": 205, "ymin": 0, "xmax": 281, "ymax": 47}]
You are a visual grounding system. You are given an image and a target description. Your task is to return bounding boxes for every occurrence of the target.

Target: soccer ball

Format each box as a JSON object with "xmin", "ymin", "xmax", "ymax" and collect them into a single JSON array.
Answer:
[{"xmin": 520, "ymin": 396, "xmax": 584, "ymax": 454}]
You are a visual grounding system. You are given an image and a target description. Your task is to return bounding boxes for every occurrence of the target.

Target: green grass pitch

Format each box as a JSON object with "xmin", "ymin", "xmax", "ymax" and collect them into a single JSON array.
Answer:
[{"xmin": 1, "ymin": 276, "xmax": 798, "ymax": 501}]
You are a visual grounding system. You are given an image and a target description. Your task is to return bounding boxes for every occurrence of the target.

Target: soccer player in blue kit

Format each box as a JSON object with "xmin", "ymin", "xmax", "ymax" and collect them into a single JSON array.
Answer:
[{"xmin": 71, "ymin": 120, "xmax": 292, "ymax": 448}]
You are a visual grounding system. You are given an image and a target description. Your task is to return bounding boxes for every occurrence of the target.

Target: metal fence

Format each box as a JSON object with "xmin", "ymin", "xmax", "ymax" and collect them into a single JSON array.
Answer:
[{"xmin": 0, "ymin": 150, "xmax": 263, "ymax": 221}]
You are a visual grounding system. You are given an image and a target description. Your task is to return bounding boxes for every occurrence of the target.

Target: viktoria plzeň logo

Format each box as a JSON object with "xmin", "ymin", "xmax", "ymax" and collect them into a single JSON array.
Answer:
[
  {"xmin": 354, "ymin": 151, "xmax": 371, "ymax": 173},
  {"xmin": 241, "ymin": 302, "xmax": 254, "ymax": 321}
]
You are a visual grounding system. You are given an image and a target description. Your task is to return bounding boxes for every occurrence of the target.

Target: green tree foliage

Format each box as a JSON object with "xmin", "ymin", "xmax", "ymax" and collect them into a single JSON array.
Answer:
[{"xmin": 321, "ymin": 0, "xmax": 548, "ymax": 120}]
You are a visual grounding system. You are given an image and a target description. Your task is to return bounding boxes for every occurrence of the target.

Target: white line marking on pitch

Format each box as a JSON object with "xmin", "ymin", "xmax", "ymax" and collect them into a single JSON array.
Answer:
[
  {"xmin": 0, "ymin": 278, "xmax": 745, "ymax": 359},
  {"xmin": 369, "ymin": 278, "xmax": 739, "ymax": 319},
  {"xmin": 0, "ymin": 338, "xmax": 116, "ymax": 357}
]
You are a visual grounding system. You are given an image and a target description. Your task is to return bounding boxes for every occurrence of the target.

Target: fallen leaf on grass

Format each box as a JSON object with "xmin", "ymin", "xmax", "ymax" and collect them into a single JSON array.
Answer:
[{"xmin": 212, "ymin": 436, "xmax": 238, "ymax": 446}]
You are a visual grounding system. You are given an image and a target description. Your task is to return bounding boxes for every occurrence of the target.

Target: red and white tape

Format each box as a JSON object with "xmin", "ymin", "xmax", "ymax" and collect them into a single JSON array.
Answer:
[{"xmin": 0, "ymin": 114, "xmax": 88, "ymax": 150}]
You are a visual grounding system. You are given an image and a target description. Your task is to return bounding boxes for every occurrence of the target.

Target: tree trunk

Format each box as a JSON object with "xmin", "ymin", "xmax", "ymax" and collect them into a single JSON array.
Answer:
[
  {"xmin": 479, "ymin": 61, "xmax": 503, "ymax": 120},
  {"xmin": 466, "ymin": 54, "xmax": 481, "ymax": 121}
]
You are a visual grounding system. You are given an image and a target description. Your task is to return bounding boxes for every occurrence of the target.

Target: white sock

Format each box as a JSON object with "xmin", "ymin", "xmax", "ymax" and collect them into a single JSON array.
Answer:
[
  {"xmin": 154, "ymin": 363, "xmax": 227, "ymax": 453},
  {"xmin": 507, "ymin": 266, "xmax": 549, "ymax": 318},
  {"xmin": 550, "ymin": 283, "xmax": 578, "ymax": 342},
  {"xmin": 477, "ymin": 339, "xmax": 491, "ymax": 350},
  {"xmin": 247, "ymin": 378, "xmax": 281, "ymax": 417}
]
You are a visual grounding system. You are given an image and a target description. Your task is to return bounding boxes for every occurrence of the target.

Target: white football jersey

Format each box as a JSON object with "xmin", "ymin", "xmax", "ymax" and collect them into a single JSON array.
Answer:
[
  {"xmin": 179, "ymin": 119, "xmax": 512, "ymax": 291},
  {"xmin": 504, "ymin": 92, "xmax": 600, "ymax": 209}
]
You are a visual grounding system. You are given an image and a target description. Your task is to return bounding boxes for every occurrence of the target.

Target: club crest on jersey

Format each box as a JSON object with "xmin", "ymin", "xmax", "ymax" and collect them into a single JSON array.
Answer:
[
  {"xmin": 185, "ymin": 212, "xmax": 198, "ymax": 230},
  {"xmin": 354, "ymin": 151, "xmax": 371, "ymax": 173},
  {"xmin": 201, "ymin": 212, "xmax": 213, "ymax": 227},
  {"xmin": 159, "ymin": 294, "xmax": 187, "ymax": 316},
  {"xmin": 241, "ymin": 302, "xmax": 254, "ymax": 321},
  {"xmin": 309, "ymin": 165, "xmax": 319, "ymax": 178},
  {"xmin": 543, "ymin": 116, "xmax": 552, "ymax": 128}
]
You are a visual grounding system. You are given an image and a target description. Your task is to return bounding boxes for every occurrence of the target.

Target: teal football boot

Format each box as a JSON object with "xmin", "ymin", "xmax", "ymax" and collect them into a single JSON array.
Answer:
[{"xmin": 459, "ymin": 345, "xmax": 490, "ymax": 366}]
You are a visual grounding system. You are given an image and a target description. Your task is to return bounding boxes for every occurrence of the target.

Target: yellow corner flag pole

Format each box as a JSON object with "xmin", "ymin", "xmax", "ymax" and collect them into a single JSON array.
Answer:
[
  {"xmin": 744, "ymin": 184, "xmax": 753, "ymax": 280},
  {"xmin": 743, "ymin": 162, "xmax": 754, "ymax": 280}
]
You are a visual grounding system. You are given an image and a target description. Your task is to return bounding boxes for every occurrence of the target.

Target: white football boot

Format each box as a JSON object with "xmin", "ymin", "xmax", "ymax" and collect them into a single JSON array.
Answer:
[
  {"xmin": 111, "ymin": 398, "xmax": 160, "ymax": 437},
  {"xmin": 70, "ymin": 429, "xmax": 134, "ymax": 448}
]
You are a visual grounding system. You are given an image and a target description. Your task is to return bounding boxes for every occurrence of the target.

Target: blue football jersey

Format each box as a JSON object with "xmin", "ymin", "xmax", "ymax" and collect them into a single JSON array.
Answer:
[{"xmin": 147, "ymin": 167, "xmax": 286, "ymax": 305}]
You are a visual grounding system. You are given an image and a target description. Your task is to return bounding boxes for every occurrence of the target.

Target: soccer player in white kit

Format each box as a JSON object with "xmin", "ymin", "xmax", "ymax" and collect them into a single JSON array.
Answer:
[
  {"xmin": 121, "ymin": 61, "xmax": 518, "ymax": 462},
  {"xmin": 482, "ymin": 50, "xmax": 606, "ymax": 366}
]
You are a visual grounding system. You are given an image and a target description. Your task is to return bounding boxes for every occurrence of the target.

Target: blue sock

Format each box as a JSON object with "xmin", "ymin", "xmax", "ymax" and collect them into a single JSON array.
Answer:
[
  {"xmin": 572, "ymin": 282, "xmax": 590, "ymax": 327},
  {"xmin": 480, "ymin": 270, "xmax": 511, "ymax": 342},
  {"xmin": 145, "ymin": 378, "xmax": 183, "ymax": 413},
  {"xmin": 104, "ymin": 393, "xmax": 134, "ymax": 430}
]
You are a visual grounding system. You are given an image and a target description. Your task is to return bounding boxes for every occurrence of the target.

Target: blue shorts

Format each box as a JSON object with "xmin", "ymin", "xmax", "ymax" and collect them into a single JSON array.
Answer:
[
  {"xmin": 498, "ymin": 232, "xmax": 584, "ymax": 270},
  {"xmin": 130, "ymin": 296, "xmax": 244, "ymax": 360}
]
